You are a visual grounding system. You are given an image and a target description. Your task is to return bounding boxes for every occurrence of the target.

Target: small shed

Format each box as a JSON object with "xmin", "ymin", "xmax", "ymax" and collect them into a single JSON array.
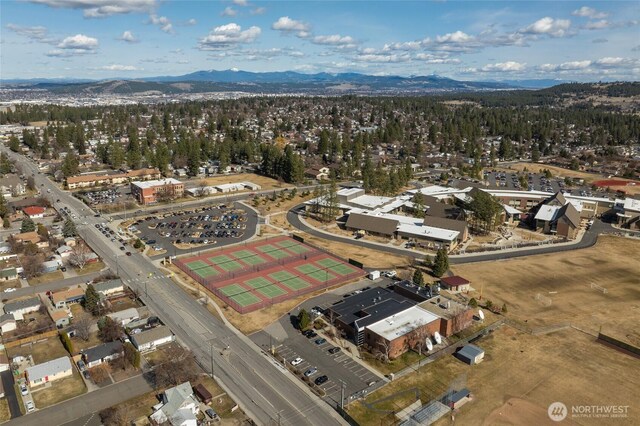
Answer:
[
  {"xmin": 448, "ymin": 388, "xmax": 471, "ymax": 409},
  {"xmin": 194, "ymin": 383, "xmax": 212, "ymax": 404},
  {"xmin": 440, "ymin": 276, "xmax": 471, "ymax": 292},
  {"xmin": 456, "ymin": 344, "xmax": 485, "ymax": 365}
]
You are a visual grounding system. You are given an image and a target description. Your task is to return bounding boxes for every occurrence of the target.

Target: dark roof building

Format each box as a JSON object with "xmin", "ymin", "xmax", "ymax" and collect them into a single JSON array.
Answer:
[
  {"xmin": 83, "ymin": 341, "xmax": 124, "ymax": 367},
  {"xmin": 440, "ymin": 276, "xmax": 471, "ymax": 291},
  {"xmin": 345, "ymin": 212, "xmax": 399, "ymax": 236}
]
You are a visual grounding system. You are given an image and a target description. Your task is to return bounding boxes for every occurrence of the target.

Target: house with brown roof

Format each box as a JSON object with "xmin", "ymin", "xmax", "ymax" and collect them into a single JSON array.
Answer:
[
  {"xmin": 440, "ymin": 276, "xmax": 471, "ymax": 292},
  {"xmin": 304, "ymin": 167, "xmax": 330, "ymax": 181},
  {"xmin": 51, "ymin": 287, "xmax": 85, "ymax": 309},
  {"xmin": 13, "ymin": 231, "xmax": 49, "ymax": 249},
  {"xmin": 23, "ymin": 206, "xmax": 46, "ymax": 219}
]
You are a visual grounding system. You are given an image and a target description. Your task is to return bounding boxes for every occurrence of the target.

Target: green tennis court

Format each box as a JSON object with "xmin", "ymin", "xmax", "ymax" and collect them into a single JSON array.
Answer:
[
  {"xmin": 269, "ymin": 270, "xmax": 298, "ymax": 281},
  {"xmin": 231, "ymin": 249, "xmax": 258, "ymax": 260},
  {"xmin": 257, "ymin": 244, "xmax": 291, "ymax": 260},
  {"xmin": 245, "ymin": 277, "xmax": 286, "ymax": 298},
  {"xmin": 239, "ymin": 254, "xmax": 267, "ymax": 266},
  {"xmin": 275, "ymin": 240, "xmax": 299, "ymax": 248},
  {"xmin": 284, "ymin": 244, "xmax": 311, "ymax": 255},
  {"xmin": 217, "ymin": 260, "xmax": 244, "ymax": 272},
  {"xmin": 295, "ymin": 264, "xmax": 322, "ymax": 275},
  {"xmin": 219, "ymin": 283, "xmax": 247, "ymax": 297},
  {"xmin": 230, "ymin": 292, "xmax": 262, "ymax": 307},
  {"xmin": 307, "ymin": 270, "xmax": 337, "ymax": 282},
  {"xmin": 186, "ymin": 260, "xmax": 209, "ymax": 270},
  {"xmin": 208, "ymin": 255, "xmax": 235, "ymax": 264},
  {"xmin": 316, "ymin": 258, "xmax": 357, "ymax": 275},
  {"xmin": 193, "ymin": 266, "xmax": 219, "ymax": 278}
]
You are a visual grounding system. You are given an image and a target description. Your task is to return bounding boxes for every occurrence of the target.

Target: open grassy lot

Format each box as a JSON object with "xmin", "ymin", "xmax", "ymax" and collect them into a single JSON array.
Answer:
[
  {"xmin": 71, "ymin": 330, "xmax": 103, "ymax": 353},
  {"xmin": 7, "ymin": 337, "xmax": 68, "ymax": 364},
  {"xmin": 32, "ymin": 371, "xmax": 87, "ymax": 408},
  {"xmin": 452, "ymin": 235, "xmax": 640, "ymax": 344},
  {"xmin": 361, "ymin": 350, "xmax": 426, "ymax": 376},
  {"xmin": 348, "ymin": 326, "xmax": 640, "ymax": 426},
  {"xmin": 495, "ymin": 162, "xmax": 605, "ymax": 183},
  {"xmin": 74, "ymin": 261, "xmax": 105, "ymax": 275},
  {"xmin": 0, "ymin": 399, "xmax": 10, "ymax": 423},
  {"xmin": 28, "ymin": 270, "xmax": 64, "ymax": 285},
  {"xmin": 201, "ymin": 173, "xmax": 290, "ymax": 191},
  {"xmin": 194, "ymin": 375, "xmax": 247, "ymax": 420},
  {"xmin": 0, "ymin": 279, "xmax": 20, "ymax": 292}
]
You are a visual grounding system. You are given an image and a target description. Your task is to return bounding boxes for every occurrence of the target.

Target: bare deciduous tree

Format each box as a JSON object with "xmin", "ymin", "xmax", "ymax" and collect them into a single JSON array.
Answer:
[
  {"xmin": 373, "ymin": 337, "xmax": 392, "ymax": 363},
  {"xmin": 69, "ymin": 242, "xmax": 91, "ymax": 270},
  {"xmin": 89, "ymin": 363, "xmax": 111, "ymax": 383},
  {"xmin": 22, "ymin": 253, "xmax": 44, "ymax": 278},
  {"xmin": 152, "ymin": 346, "xmax": 197, "ymax": 389},
  {"xmin": 74, "ymin": 313, "xmax": 92, "ymax": 341}
]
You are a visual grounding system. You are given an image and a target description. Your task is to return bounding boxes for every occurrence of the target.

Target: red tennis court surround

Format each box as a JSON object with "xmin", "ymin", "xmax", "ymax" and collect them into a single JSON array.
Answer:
[{"xmin": 174, "ymin": 236, "xmax": 365, "ymax": 313}]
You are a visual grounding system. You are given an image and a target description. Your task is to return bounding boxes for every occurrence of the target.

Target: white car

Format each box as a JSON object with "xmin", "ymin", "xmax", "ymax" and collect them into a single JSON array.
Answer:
[
  {"xmin": 26, "ymin": 400, "xmax": 35, "ymax": 412},
  {"xmin": 290, "ymin": 357, "xmax": 303, "ymax": 366},
  {"xmin": 3, "ymin": 288, "xmax": 16, "ymax": 293},
  {"xmin": 20, "ymin": 384, "xmax": 28, "ymax": 395}
]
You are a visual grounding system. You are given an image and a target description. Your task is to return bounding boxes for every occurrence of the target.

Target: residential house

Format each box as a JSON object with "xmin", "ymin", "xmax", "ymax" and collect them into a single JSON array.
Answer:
[
  {"xmin": 51, "ymin": 287, "xmax": 85, "ymax": 309},
  {"xmin": 94, "ymin": 279, "xmax": 124, "ymax": 297},
  {"xmin": 0, "ymin": 313, "xmax": 17, "ymax": 334},
  {"xmin": 0, "ymin": 267, "xmax": 17, "ymax": 281},
  {"xmin": 3, "ymin": 297, "xmax": 41, "ymax": 317},
  {"xmin": 42, "ymin": 259, "xmax": 62, "ymax": 273},
  {"xmin": 0, "ymin": 174, "xmax": 26, "ymax": 197},
  {"xmin": 63, "ymin": 237, "xmax": 77, "ymax": 247},
  {"xmin": 49, "ymin": 309, "xmax": 70, "ymax": 328},
  {"xmin": 131, "ymin": 326, "xmax": 174, "ymax": 352},
  {"xmin": 304, "ymin": 166, "xmax": 330, "ymax": 180},
  {"xmin": 55, "ymin": 245, "xmax": 74, "ymax": 259},
  {"xmin": 13, "ymin": 231, "xmax": 49, "ymax": 249},
  {"xmin": 24, "ymin": 356, "xmax": 73, "ymax": 387},
  {"xmin": 107, "ymin": 307, "xmax": 139, "ymax": 326},
  {"xmin": 22, "ymin": 206, "xmax": 45, "ymax": 219},
  {"xmin": 439, "ymin": 276, "xmax": 471, "ymax": 292},
  {"xmin": 82, "ymin": 341, "xmax": 124, "ymax": 368},
  {"xmin": 0, "ymin": 353, "xmax": 9, "ymax": 372},
  {"xmin": 149, "ymin": 382, "xmax": 199, "ymax": 426}
]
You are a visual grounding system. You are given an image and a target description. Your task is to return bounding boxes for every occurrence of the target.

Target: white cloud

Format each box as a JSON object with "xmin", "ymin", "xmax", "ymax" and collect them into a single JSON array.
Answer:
[
  {"xmin": 594, "ymin": 57, "xmax": 637, "ymax": 68},
  {"xmin": 58, "ymin": 34, "xmax": 98, "ymax": 50},
  {"xmin": 414, "ymin": 53, "xmax": 461, "ymax": 64},
  {"xmin": 149, "ymin": 14, "xmax": 173, "ymax": 34},
  {"xmin": 584, "ymin": 20, "xmax": 611, "ymax": 30},
  {"xmin": 28, "ymin": 0, "xmax": 157, "ymax": 18},
  {"xmin": 221, "ymin": 6, "xmax": 237, "ymax": 17},
  {"xmin": 522, "ymin": 17, "xmax": 572, "ymax": 38},
  {"xmin": 118, "ymin": 30, "xmax": 138, "ymax": 43},
  {"xmin": 186, "ymin": 18, "xmax": 197, "ymax": 26},
  {"xmin": 6, "ymin": 23, "xmax": 51, "ymax": 42},
  {"xmin": 250, "ymin": 7, "xmax": 266, "ymax": 15},
  {"xmin": 232, "ymin": 0, "xmax": 248, "ymax": 6},
  {"xmin": 538, "ymin": 61, "xmax": 592, "ymax": 71},
  {"xmin": 199, "ymin": 23, "xmax": 261, "ymax": 50},
  {"xmin": 481, "ymin": 61, "xmax": 526, "ymax": 72},
  {"xmin": 382, "ymin": 41, "xmax": 422, "ymax": 52},
  {"xmin": 311, "ymin": 34, "xmax": 358, "ymax": 49},
  {"xmin": 98, "ymin": 64, "xmax": 140, "ymax": 71},
  {"xmin": 355, "ymin": 53, "xmax": 410, "ymax": 63},
  {"xmin": 436, "ymin": 30, "xmax": 475, "ymax": 44},
  {"xmin": 272, "ymin": 16, "xmax": 310, "ymax": 33},
  {"xmin": 572, "ymin": 6, "xmax": 608, "ymax": 19}
]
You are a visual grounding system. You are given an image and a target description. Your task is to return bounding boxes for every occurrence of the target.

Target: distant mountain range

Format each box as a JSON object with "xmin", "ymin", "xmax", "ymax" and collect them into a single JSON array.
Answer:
[{"xmin": 1, "ymin": 69, "xmax": 570, "ymax": 95}]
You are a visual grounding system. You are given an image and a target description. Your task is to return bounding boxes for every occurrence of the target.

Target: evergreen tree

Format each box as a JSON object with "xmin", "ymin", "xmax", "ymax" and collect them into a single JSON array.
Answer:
[
  {"xmin": 412, "ymin": 192, "xmax": 426, "ymax": 218},
  {"xmin": 63, "ymin": 219, "xmax": 77, "ymax": 237},
  {"xmin": 60, "ymin": 331, "xmax": 74, "ymax": 354},
  {"xmin": 297, "ymin": 309, "xmax": 311, "ymax": 330},
  {"xmin": 21, "ymin": 217, "xmax": 36, "ymax": 233},
  {"xmin": 61, "ymin": 151, "xmax": 79, "ymax": 178},
  {"xmin": 432, "ymin": 248, "xmax": 449, "ymax": 277},
  {"xmin": 84, "ymin": 284, "xmax": 101, "ymax": 316},
  {"xmin": 412, "ymin": 268, "xmax": 425, "ymax": 287},
  {"xmin": 8, "ymin": 135, "xmax": 20, "ymax": 152}
]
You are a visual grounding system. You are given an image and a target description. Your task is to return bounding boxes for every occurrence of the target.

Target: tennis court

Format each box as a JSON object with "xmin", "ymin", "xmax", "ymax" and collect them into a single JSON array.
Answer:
[{"xmin": 175, "ymin": 236, "xmax": 365, "ymax": 313}]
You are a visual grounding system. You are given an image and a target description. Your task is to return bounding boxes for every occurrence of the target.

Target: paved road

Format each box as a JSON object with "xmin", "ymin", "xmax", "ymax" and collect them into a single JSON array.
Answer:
[
  {"xmin": 3, "ymin": 148, "xmax": 344, "ymax": 426},
  {"xmin": 287, "ymin": 204, "xmax": 624, "ymax": 265},
  {"xmin": 2, "ymin": 271, "xmax": 103, "ymax": 301},
  {"xmin": 9, "ymin": 375, "xmax": 153, "ymax": 426}
]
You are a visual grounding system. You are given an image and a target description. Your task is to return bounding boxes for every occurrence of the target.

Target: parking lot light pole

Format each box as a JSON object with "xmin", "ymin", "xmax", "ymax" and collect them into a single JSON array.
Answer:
[{"xmin": 339, "ymin": 380, "xmax": 347, "ymax": 409}]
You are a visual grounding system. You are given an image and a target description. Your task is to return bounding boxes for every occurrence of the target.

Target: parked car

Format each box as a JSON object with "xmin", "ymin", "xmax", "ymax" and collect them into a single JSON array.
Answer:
[
  {"xmin": 290, "ymin": 357, "xmax": 303, "ymax": 366},
  {"xmin": 83, "ymin": 370, "xmax": 91, "ymax": 380},
  {"xmin": 304, "ymin": 367, "xmax": 318, "ymax": 377},
  {"xmin": 314, "ymin": 338, "xmax": 327, "ymax": 345},
  {"xmin": 205, "ymin": 408, "xmax": 218, "ymax": 420},
  {"xmin": 3, "ymin": 288, "xmax": 16, "ymax": 293},
  {"xmin": 77, "ymin": 360, "xmax": 86, "ymax": 371},
  {"xmin": 303, "ymin": 330, "xmax": 317, "ymax": 338},
  {"xmin": 314, "ymin": 375, "xmax": 328, "ymax": 385},
  {"xmin": 20, "ymin": 384, "xmax": 28, "ymax": 395},
  {"xmin": 26, "ymin": 400, "xmax": 35, "ymax": 412},
  {"xmin": 328, "ymin": 347, "xmax": 341, "ymax": 354}
]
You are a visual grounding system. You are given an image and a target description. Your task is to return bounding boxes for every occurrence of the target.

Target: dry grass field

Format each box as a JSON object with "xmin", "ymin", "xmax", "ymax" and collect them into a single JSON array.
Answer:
[
  {"xmin": 348, "ymin": 326, "xmax": 639, "ymax": 426},
  {"xmin": 496, "ymin": 163, "xmax": 603, "ymax": 183},
  {"xmin": 200, "ymin": 173, "xmax": 291, "ymax": 191},
  {"xmin": 452, "ymin": 235, "xmax": 640, "ymax": 344}
]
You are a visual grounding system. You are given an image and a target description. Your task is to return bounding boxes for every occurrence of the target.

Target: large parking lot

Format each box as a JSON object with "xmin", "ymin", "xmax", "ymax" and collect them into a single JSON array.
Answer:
[
  {"xmin": 484, "ymin": 171, "xmax": 567, "ymax": 192},
  {"xmin": 133, "ymin": 202, "xmax": 258, "ymax": 256}
]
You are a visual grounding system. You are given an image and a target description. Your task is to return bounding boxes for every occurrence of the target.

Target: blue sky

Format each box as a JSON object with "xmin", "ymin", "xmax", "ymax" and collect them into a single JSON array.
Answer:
[{"xmin": 1, "ymin": 1, "xmax": 639, "ymax": 81}]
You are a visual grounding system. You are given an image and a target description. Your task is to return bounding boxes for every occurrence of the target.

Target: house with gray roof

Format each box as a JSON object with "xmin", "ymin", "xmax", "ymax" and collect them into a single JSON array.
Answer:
[
  {"xmin": 83, "ymin": 341, "xmax": 124, "ymax": 368},
  {"xmin": 150, "ymin": 381, "xmax": 198, "ymax": 426},
  {"xmin": 3, "ymin": 296, "xmax": 41, "ymax": 317},
  {"xmin": 25, "ymin": 356, "xmax": 72, "ymax": 387},
  {"xmin": 94, "ymin": 279, "xmax": 124, "ymax": 297},
  {"xmin": 131, "ymin": 326, "xmax": 174, "ymax": 352}
]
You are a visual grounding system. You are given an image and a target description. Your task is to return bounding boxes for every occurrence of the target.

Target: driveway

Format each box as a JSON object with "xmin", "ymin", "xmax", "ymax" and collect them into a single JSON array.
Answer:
[{"xmin": 1, "ymin": 370, "xmax": 21, "ymax": 419}]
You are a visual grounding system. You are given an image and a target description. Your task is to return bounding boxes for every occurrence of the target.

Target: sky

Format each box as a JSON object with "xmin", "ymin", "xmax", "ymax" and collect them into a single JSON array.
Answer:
[{"xmin": 1, "ymin": 0, "xmax": 639, "ymax": 81}]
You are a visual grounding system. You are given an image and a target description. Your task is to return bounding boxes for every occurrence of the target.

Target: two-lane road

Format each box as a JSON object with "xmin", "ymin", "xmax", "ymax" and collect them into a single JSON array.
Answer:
[{"xmin": 2, "ymin": 147, "xmax": 344, "ymax": 426}]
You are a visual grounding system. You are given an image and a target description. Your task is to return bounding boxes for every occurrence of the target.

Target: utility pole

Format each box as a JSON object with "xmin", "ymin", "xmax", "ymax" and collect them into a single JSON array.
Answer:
[
  {"xmin": 340, "ymin": 380, "xmax": 347, "ymax": 409},
  {"xmin": 209, "ymin": 340, "xmax": 215, "ymax": 379}
]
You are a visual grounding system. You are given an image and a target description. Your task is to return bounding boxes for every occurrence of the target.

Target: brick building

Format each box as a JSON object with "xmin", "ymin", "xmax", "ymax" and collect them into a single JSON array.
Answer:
[{"xmin": 130, "ymin": 178, "xmax": 184, "ymax": 205}]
